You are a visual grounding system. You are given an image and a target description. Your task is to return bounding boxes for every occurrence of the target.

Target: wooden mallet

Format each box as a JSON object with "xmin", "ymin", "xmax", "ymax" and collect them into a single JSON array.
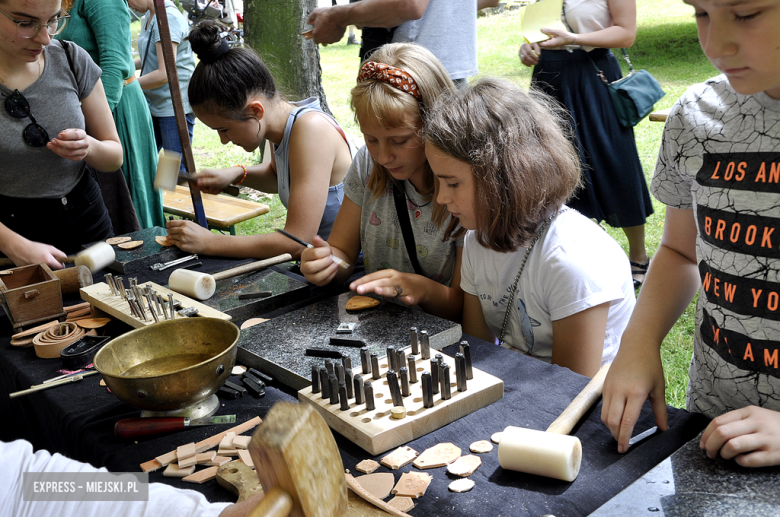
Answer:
[
  {"xmin": 0, "ymin": 242, "xmax": 115, "ymax": 273},
  {"xmin": 498, "ymin": 364, "xmax": 610, "ymax": 482},
  {"xmin": 63, "ymin": 242, "xmax": 116, "ymax": 273},
  {"xmin": 167, "ymin": 253, "xmax": 292, "ymax": 300},
  {"xmin": 247, "ymin": 402, "xmax": 347, "ymax": 517},
  {"xmin": 154, "ymin": 148, "xmax": 240, "ymax": 196}
]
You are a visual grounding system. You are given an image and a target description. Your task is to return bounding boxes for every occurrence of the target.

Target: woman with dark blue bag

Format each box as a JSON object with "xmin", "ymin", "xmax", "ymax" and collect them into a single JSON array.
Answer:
[{"xmin": 519, "ymin": 0, "xmax": 653, "ymax": 289}]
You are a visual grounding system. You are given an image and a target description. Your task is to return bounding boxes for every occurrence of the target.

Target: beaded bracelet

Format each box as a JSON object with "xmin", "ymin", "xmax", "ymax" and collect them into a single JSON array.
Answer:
[{"xmin": 233, "ymin": 164, "xmax": 248, "ymax": 185}]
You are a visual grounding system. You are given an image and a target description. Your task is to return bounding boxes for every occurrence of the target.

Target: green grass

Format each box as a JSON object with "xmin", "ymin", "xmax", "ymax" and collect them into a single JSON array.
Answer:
[{"xmin": 179, "ymin": 0, "xmax": 710, "ymax": 407}]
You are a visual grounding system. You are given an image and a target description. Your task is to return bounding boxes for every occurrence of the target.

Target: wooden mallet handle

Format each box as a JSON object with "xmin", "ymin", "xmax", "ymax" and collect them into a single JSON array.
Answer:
[
  {"xmin": 212, "ymin": 254, "xmax": 292, "ymax": 282},
  {"xmin": 546, "ymin": 363, "xmax": 610, "ymax": 435},
  {"xmin": 247, "ymin": 487, "xmax": 293, "ymax": 517}
]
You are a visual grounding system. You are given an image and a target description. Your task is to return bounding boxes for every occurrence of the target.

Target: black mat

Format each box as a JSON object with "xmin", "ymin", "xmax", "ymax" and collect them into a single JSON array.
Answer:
[{"xmin": 1, "ymin": 314, "xmax": 708, "ymax": 515}]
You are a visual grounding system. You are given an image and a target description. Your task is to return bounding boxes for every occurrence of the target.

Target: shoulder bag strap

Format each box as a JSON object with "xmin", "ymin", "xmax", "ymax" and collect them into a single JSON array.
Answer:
[
  {"xmin": 60, "ymin": 39, "xmax": 75, "ymax": 76},
  {"xmin": 391, "ymin": 181, "xmax": 423, "ymax": 276},
  {"xmin": 139, "ymin": 16, "xmax": 156, "ymax": 76}
]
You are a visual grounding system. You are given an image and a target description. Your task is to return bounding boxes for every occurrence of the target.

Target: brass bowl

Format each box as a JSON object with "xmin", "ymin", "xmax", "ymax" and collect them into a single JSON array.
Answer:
[{"xmin": 94, "ymin": 318, "xmax": 239, "ymax": 412}]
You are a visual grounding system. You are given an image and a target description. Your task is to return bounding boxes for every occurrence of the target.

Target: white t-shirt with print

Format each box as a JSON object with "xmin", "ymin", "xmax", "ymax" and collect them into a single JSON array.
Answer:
[
  {"xmin": 460, "ymin": 207, "xmax": 635, "ymax": 366},
  {"xmin": 652, "ymin": 74, "xmax": 780, "ymax": 418}
]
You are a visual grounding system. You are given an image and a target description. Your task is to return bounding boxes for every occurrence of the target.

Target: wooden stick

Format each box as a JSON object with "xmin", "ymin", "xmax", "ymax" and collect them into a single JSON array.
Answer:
[
  {"xmin": 65, "ymin": 308, "xmax": 92, "ymax": 320},
  {"xmin": 65, "ymin": 302, "xmax": 92, "ymax": 313},
  {"xmin": 212, "ymin": 254, "xmax": 292, "ymax": 282},
  {"xmin": 12, "ymin": 320, "xmax": 59, "ymax": 339}
]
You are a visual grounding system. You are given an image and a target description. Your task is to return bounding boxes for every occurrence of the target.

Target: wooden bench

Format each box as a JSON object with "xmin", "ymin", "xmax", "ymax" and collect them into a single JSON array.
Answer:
[{"xmin": 162, "ymin": 185, "xmax": 270, "ymax": 235}]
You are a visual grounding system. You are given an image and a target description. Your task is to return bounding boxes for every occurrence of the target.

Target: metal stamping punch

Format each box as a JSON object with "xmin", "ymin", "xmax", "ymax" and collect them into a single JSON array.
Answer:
[
  {"xmin": 150, "ymin": 254, "xmax": 198, "ymax": 271},
  {"xmin": 336, "ymin": 322, "xmax": 356, "ymax": 334}
]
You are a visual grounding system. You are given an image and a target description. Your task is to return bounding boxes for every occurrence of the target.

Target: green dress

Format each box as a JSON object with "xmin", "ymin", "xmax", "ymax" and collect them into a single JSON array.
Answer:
[{"xmin": 57, "ymin": 0, "xmax": 164, "ymax": 228}]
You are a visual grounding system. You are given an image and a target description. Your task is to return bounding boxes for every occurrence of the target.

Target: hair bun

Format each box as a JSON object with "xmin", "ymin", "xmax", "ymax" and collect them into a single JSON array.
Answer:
[{"xmin": 189, "ymin": 20, "xmax": 230, "ymax": 64}]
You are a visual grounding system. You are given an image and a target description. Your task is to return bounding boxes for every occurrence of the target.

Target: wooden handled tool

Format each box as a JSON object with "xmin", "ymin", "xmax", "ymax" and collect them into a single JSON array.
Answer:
[
  {"xmin": 64, "ymin": 242, "xmax": 116, "ymax": 273},
  {"xmin": 114, "ymin": 416, "xmax": 236, "ymax": 439},
  {"xmin": 212, "ymin": 254, "xmax": 292, "ymax": 281},
  {"xmin": 498, "ymin": 364, "xmax": 610, "ymax": 482},
  {"xmin": 0, "ymin": 243, "xmax": 114, "ymax": 273},
  {"xmin": 154, "ymin": 148, "xmax": 240, "ymax": 196},
  {"xmin": 247, "ymin": 402, "xmax": 347, "ymax": 517},
  {"xmin": 167, "ymin": 254, "xmax": 292, "ymax": 301}
]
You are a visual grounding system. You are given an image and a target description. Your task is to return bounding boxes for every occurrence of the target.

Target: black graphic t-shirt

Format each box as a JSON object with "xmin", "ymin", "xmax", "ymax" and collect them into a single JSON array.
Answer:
[{"xmin": 652, "ymin": 75, "xmax": 780, "ymax": 418}]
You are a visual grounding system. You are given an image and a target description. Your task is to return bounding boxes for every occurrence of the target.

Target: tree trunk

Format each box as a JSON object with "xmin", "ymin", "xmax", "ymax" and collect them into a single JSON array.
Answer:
[{"xmin": 244, "ymin": 0, "xmax": 331, "ymax": 115}]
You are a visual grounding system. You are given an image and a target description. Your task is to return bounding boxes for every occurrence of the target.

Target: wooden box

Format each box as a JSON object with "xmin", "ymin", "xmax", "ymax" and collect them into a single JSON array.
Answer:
[{"xmin": 0, "ymin": 264, "xmax": 66, "ymax": 330}]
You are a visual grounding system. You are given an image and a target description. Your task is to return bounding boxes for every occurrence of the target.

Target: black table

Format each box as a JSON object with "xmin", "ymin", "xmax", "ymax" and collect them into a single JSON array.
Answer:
[{"xmin": 0, "ymin": 260, "xmax": 708, "ymax": 516}]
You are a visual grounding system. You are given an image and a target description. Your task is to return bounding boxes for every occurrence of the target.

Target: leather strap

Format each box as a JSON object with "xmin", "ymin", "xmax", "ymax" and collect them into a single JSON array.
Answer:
[
  {"xmin": 392, "ymin": 181, "xmax": 423, "ymax": 276},
  {"xmin": 123, "ymin": 74, "xmax": 138, "ymax": 87}
]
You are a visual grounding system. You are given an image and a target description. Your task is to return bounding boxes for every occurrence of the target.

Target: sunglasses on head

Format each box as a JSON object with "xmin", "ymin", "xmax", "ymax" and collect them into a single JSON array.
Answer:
[{"xmin": 4, "ymin": 89, "xmax": 49, "ymax": 147}]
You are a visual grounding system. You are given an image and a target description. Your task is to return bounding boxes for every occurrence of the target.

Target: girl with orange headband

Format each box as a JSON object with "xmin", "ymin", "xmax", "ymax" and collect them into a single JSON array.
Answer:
[{"xmin": 300, "ymin": 43, "xmax": 463, "ymax": 321}]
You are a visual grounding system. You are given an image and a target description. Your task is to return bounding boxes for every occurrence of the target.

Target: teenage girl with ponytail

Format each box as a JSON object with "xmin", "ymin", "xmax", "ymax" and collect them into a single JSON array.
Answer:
[{"xmin": 165, "ymin": 20, "xmax": 354, "ymax": 260}]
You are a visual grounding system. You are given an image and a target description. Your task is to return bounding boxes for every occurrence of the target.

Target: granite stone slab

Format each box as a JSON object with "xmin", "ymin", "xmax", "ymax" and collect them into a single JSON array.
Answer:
[
  {"xmin": 200, "ymin": 268, "xmax": 309, "ymax": 320},
  {"xmin": 88, "ymin": 226, "xmax": 188, "ymax": 274},
  {"xmin": 592, "ymin": 433, "xmax": 780, "ymax": 516},
  {"xmin": 237, "ymin": 292, "xmax": 462, "ymax": 390}
]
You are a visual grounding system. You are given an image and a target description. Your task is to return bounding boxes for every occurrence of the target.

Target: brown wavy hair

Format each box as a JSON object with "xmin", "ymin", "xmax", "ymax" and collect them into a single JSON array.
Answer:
[
  {"xmin": 350, "ymin": 43, "xmax": 455, "ymax": 230},
  {"xmin": 423, "ymin": 78, "xmax": 581, "ymax": 252}
]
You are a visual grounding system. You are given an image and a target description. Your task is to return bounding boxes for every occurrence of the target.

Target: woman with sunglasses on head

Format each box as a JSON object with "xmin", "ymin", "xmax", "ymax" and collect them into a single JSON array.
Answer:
[{"xmin": 0, "ymin": 0, "xmax": 123, "ymax": 269}]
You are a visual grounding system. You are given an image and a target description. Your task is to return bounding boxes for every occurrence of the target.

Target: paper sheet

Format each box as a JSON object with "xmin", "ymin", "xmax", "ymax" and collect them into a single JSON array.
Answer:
[{"xmin": 521, "ymin": 0, "xmax": 567, "ymax": 44}]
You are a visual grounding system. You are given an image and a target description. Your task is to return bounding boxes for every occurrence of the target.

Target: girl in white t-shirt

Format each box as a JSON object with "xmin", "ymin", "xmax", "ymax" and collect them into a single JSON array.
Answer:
[{"xmin": 423, "ymin": 78, "xmax": 635, "ymax": 377}]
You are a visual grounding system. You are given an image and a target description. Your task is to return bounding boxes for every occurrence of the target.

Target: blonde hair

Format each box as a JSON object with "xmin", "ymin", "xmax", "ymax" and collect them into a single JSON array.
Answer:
[
  {"xmin": 351, "ymin": 43, "xmax": 455, "ymax": 229},
  {"xmin": 423, "ymin": 78, "xmax": 582, "ymax": 252}
]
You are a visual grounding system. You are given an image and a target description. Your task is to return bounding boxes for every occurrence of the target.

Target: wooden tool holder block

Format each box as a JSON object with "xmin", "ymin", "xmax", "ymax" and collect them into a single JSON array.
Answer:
[
  {"xmin": 0, "ymin": 264, "xmax": 66, "ymax": 330},
  {"xmin": 299, "ymin": 350, "xmax": 504, "ymax": 455},
  {"xmin": 80, "ymin": 282, "xmax": 231, "ymax": 329}
]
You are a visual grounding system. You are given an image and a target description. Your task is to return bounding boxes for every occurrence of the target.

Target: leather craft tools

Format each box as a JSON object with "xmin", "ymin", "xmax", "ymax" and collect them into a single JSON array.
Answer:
[
  {"xmin": 63, "ymin": 242, "xmax": 116, "ymax": 272},
  {"xmin": 299, "ymin": 349, "xmax": 503, "ymax": 455},
  {"xmin": 150, "ymin": 254, "xmax": 198, "ymax": 271},
  {"xmin": 168, "ymin": 254, "xmax": 292, "ymax": 301},
  {"xmin": 498, "ymin": 364, "xmax": 610, "ymax": 482},
  {"xmin": 9, "ymin": 370, "xmax": 99, "ymax": 398},
  {"xmin": 329, "ymin": 337, "xmax": 367, "ymax": 348},
  {"xmin": 80, "ymin": 281, "xmax": 229, "ymax": 328},
  {"xmin": 154, "ymin": 148, "xmax": 240, "ymax": 197},
  {"xmin": 237, "ymin": 291, "xmax": 272, "ymax": 300},
  {"xmin": 274, "ymin": 228, "xmax": 350, "ymax": 269},
  {"xmin": 60, "ymin": 335, "xmax": 111, "ymax": 370},
  {"xmin": 305, "ymin": 348, "xmax": 342, "ymax": 359},
  {"xmin": 114, "ymin": 415, "xmax": 237, "ymax": 440}
]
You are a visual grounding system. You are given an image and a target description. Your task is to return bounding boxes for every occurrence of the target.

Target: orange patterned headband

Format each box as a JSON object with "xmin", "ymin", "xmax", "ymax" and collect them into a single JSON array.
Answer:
[{"xmin": 357, "ymin": 61, "xmax": 422, "ymax": 100}]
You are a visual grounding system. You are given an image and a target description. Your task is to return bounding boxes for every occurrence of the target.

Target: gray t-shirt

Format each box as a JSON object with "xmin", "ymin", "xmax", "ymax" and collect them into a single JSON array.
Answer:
[
  {"xmin": 0, "ymin": 40, "xmax": 100, "ymax": 198},
  {"xmin": 139, "ymin": 0, "xmax": 195, "ymax": 116},
  {"xmin": 652, "ymin": 74, "xmax": 780, "ymax": 418},
  {"xmin": 344, "ymin": 146, "xmax": 461, "ymax": 284},
  {"xmin": 393, "ymin": 0, "xmax": 478, "ymax": 80}
]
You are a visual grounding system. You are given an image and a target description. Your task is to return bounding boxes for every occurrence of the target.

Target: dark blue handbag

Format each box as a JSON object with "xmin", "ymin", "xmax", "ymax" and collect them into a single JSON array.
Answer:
[{"xmin": 589, "ymin": 49, "xmax": 666, "ymax": 127}]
